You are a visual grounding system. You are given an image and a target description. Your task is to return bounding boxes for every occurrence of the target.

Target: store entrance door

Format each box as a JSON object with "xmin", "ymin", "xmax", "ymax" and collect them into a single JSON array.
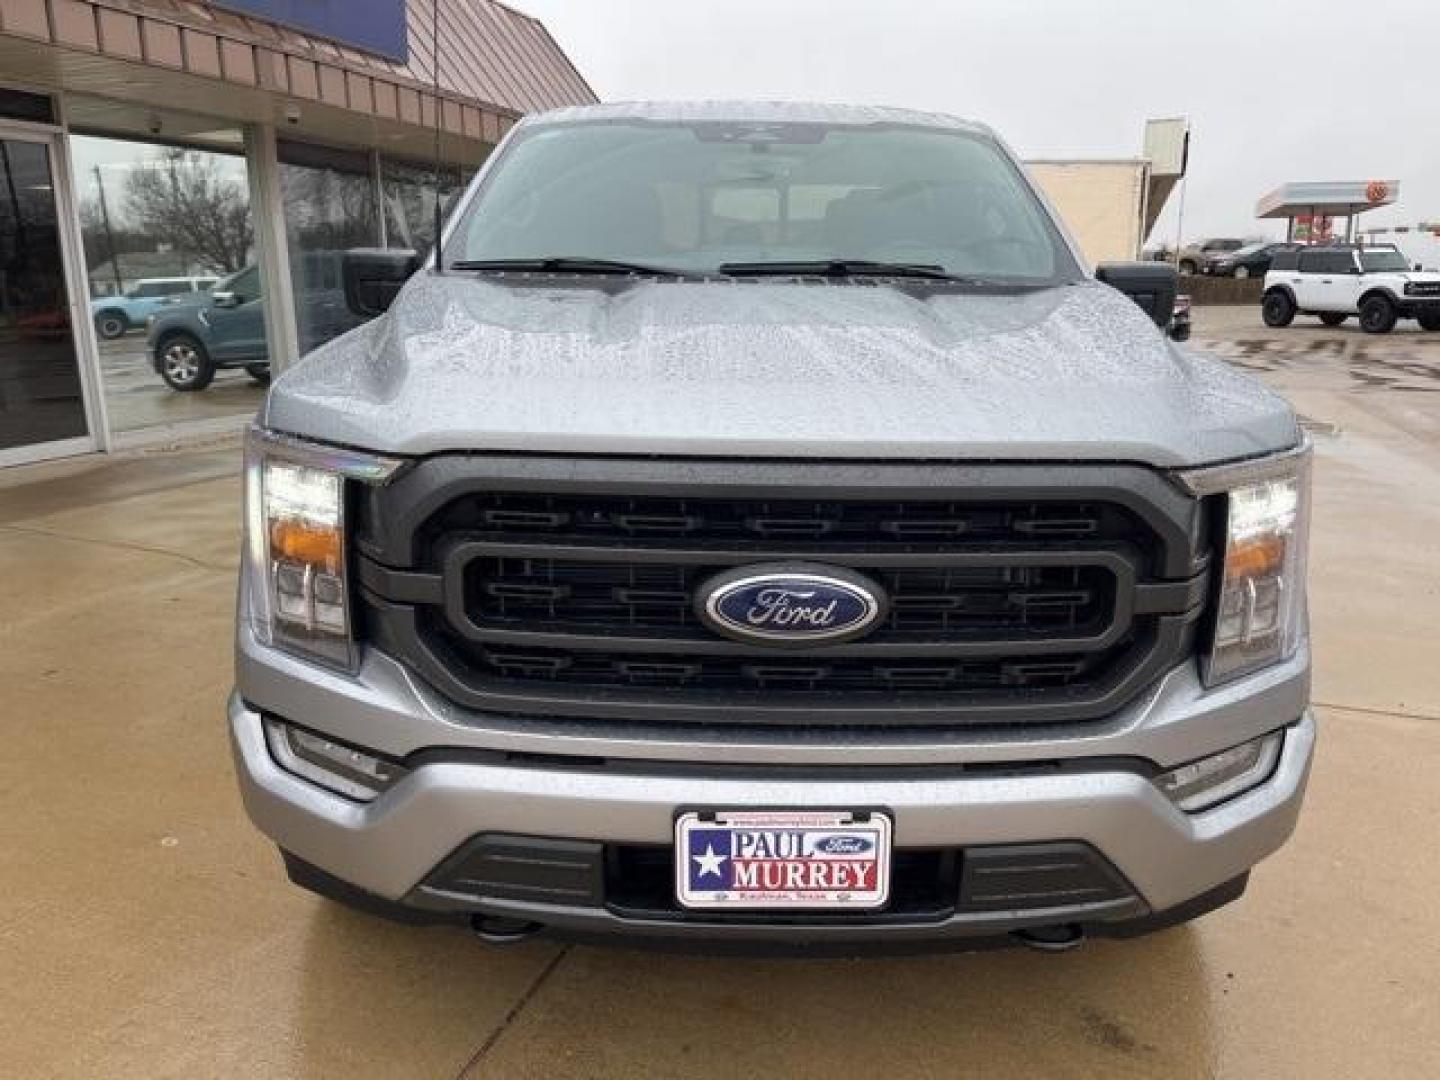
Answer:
[{"xmin": 0, "ymin": 130, "xmax": 96, "ymax": 464}]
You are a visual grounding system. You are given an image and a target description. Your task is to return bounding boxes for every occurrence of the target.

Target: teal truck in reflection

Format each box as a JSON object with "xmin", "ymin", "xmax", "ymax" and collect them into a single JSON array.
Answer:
[{"xmin": 146, "ymin": 255, "xmax": 362, "ymax": 390}]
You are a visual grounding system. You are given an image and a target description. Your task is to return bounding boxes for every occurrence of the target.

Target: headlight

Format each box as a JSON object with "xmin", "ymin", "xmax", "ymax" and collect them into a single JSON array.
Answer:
[
  {"xmin": 1178, "ymin": 440, "xmax": 1312, "ymax": 686},
  {"xmin": 243, "ymin": 426, "xmax": 403, "ymax": 670}
]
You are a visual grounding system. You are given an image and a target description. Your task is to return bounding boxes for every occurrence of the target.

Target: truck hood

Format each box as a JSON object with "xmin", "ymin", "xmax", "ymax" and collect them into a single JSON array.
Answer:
[{"xmin": 264, "ymin": 275, "xmax": 1298, "ymax": 468}]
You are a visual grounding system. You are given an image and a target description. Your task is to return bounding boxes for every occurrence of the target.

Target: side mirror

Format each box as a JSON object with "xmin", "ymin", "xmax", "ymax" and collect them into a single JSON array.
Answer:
[
  {"xmin": 1168, "ymin": 295, "xmax": 1192, "ymax": 343},
  {"xmin": 211, "ymin": 291, "xmax": 240, "ymax": 309},
  {"xmin": 342, "ymin": 248, "xmax": 419, "ymax": 318},
  {"xmin": 1095, "ymin": 262, "xmax": 1179, "ymax": 330},
  {"xmin": 1417, "ymin": 263, "xmax": 1424, "ymax": 272}
]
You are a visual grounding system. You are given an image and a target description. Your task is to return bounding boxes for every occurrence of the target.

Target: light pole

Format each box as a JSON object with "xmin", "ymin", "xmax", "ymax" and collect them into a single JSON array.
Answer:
[{"xmin": 92, "ymin": 164, "xmax": 124, "ymax": 296}]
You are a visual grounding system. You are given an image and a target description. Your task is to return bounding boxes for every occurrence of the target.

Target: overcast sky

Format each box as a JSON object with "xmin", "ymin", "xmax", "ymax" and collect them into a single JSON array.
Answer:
[{"xmin": 513, "ymin": 0, "xmax": 1440, "ymax": 245}]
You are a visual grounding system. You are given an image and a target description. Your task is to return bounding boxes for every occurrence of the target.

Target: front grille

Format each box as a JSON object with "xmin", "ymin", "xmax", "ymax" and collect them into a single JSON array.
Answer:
[{"xmin": 356, "ymin": 458, "xmax": 1208, "ymax": 730}]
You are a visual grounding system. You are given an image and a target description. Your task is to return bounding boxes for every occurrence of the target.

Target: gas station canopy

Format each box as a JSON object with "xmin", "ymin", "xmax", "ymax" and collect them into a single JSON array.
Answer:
[
  {"xmin": 1256, "ymin": 181, "xmax": 1399, "ymax": 242},
  {"xmin": 1257, "ymin": 181, "xmax": 1398, "ymax": 218}
]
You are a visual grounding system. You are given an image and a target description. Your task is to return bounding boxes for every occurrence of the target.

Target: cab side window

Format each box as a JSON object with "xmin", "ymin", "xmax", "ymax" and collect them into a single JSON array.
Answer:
[{"xmin": 1299, "ymin": 250, "xmax": 1355, "ymax": 275}]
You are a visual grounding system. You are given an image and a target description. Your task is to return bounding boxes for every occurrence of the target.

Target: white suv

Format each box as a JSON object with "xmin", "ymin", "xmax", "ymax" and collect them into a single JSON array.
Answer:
[{"xmin": 1262, "ymin": 244, "xmax": 1440, "ymax": 333}]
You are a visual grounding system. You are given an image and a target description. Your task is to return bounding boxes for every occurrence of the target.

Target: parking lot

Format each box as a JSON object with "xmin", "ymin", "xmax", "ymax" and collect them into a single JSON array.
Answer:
[{"xmin": 3, "ymin": 305, "xmax": 1438, "ymax": 1079}]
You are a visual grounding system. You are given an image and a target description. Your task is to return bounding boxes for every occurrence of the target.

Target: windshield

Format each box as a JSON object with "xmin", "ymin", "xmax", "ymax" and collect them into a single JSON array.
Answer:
[
  {"xmin": 1360, "ymin": 249, "xmax": 1411, "ymax": 273},
  {"xmin": 448, "ymin": 119, "xmax": 1079, "ymax": 284}
]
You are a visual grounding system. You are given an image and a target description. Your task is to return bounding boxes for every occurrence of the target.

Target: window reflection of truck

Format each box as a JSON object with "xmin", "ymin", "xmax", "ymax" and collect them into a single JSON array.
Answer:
[{"xmin": 145, "ymin": 253, "xmax": 363, "ymax": 391}]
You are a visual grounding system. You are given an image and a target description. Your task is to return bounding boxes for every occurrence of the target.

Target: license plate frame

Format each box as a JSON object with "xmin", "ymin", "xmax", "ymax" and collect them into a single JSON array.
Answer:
[{"xmin": 674, "ymin": 808, "xmax": 893, "ymax": 911}]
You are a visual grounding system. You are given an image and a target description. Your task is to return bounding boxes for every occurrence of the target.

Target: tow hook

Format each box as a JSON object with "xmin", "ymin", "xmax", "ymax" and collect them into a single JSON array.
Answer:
[
  {"xmin": 1012, "ymin": 924, "xmax": 1085, "ymax": 952},
  {"xmin": 471, "ymin": 915, "xmax": 545, "ymax": 944}
]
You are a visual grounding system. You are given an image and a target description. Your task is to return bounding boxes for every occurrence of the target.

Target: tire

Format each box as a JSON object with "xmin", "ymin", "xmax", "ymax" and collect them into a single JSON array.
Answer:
[
  {"xmin": 244, "ymin": 363, "xmax": 272, "ymax": 386},
  {"xmin": 1233, "ymin": 266, "xmax": 1251, "ymax": 280},
  {"xmin": 1359, "ymin": 295, "xmax": 1398, "ymax": 334},
  {"xmin": 156, "ymin": 332, "xmax": 216, "ymax": 391},
  {"xmin": 1178, "ymin": 259, "xmax": 1198, "ymax": 276},
  {"xmin": 1417, "ymin": 310, "xmax": 1440, "ymax": 332},
  {"xmin": 1319, "ymin": 313, "xmax": 1348, "ymax": 327},
  {"xmin": 94, "ymin": 310, "xmax": 128, "ymax": 340},
  {"xmin": 1261, "ymin": 290, "xmax": 1296, "ymax": 328}
]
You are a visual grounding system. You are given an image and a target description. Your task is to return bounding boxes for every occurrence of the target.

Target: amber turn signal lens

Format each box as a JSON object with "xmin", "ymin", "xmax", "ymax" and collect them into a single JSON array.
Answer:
[
  {"xmin": 1224, "ymin": 534, "xmax": 1287, "ymax": 579},
  {"xmin": 270, "ymin": 520, "xmax": 341, "ymax": 572}
]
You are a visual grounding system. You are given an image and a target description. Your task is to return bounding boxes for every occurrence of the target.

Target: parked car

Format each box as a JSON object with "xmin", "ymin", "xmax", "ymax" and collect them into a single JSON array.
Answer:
[
  {"xmin": 232, "ymin": 102, "xmax": 1313, "ymax": 953},
  {"xmin": 1261, "ymin": 243, "xmax": 1440, "ymax": 333},
  {"xmin": 1177, "ymin": 238, "xmax": 1246, "ymax": 275},
  {"xmin": 90, "ymin": 275, "xmax": 217, "ymax": 339},
  {"xmin": 1203, "ymin": 242, "xmax": 1299, "ymax": 279},
  {"xmin": 146, "ymin": 256, "xmax": 363, "ymax": 390}
]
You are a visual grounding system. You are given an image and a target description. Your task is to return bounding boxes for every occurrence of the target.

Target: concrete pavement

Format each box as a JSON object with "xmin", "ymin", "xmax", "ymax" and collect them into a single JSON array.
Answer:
[{"xmin": 2, "ymin": 306, "xmax": 1438, "ymax": 1078}]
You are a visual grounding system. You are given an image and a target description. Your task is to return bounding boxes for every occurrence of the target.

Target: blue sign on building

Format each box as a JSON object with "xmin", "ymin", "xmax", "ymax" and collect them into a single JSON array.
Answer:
[{"xmin": 213, "ymin": 1, "xmax": 409, "ymax": 63}]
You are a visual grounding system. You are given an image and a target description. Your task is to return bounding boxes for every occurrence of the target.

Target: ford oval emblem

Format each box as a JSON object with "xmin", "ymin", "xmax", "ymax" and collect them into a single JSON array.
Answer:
[
  {"xmin": 814, "ymin": 835, "xmax": 874, "ymax": 855},
  {"xmin": 695, "ymin": 563, "xmax": 888, "ymax": 646}
]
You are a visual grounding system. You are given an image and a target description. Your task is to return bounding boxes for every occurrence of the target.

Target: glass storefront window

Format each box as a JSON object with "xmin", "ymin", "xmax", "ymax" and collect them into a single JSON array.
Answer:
[
  {"xmin": 278, "ymin": 140, "xmax": 379, "ymax": 357},
  {"xmin": 381, "ymin": 157, "xmax": 464, "ymax": 255},
  {"xmin": 71, "ymin": 128, "xmax": 265, "ymax": 431},
  {"xmin": 0, "ymin": 136, "xmax": 89, "ymax": 454}
]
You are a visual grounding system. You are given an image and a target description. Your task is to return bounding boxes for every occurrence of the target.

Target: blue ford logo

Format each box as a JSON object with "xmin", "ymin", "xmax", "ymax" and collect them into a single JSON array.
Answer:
[
  {"xmin": 815, "ymin": 835, "xmax": 874, "ymax": 855},
  {"xmin": 696, "ymin": 563, "xmax": 888, "ymax": 645}
]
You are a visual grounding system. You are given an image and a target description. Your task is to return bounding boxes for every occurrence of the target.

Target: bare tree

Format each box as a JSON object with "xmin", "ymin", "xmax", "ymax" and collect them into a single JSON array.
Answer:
[{"xmin": 124, "ymin": 149, "xmax": 253, "ymax": 274}]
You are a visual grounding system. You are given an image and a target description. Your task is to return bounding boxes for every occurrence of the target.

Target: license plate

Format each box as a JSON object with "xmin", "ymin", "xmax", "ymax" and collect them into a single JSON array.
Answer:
[{"xmin": 675, "ymin": 809, "xmax": 892, "ymax": 910}]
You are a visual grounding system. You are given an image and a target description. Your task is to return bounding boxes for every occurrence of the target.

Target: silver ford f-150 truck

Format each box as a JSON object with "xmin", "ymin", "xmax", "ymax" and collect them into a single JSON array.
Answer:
[{"xmin": 231, "ymin": 102, "xmax": 1314, "ymax": 953}]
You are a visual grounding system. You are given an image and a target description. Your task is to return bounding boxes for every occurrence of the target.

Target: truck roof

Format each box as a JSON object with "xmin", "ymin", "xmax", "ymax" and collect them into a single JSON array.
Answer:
[{"xmin": 522, "ymin": 100, "xmax": 993, "ymax": 135}]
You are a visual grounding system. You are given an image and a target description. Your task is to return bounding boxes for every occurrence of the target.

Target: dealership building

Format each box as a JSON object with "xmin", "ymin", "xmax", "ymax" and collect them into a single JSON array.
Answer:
[{"xmin": 0, "ymin": 0, "xmax": 595, "ymax": 467}]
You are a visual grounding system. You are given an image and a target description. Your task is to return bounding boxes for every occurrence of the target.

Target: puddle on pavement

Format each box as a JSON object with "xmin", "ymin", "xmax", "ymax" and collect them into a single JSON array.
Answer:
[{"xmin": 1195, "ymin": 337, "xmax": 1440, "ymax": 393}]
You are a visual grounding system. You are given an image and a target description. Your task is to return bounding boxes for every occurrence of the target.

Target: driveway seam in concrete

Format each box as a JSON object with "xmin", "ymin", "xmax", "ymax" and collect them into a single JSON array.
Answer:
[
  {"xmin": 0, "ymin": 522, "xmax": 233, "ymax": 573},
  {"xmin": 1313, "ymin": 699, "xmax": 1440, "ymax": 723},
  {"xmin": 453, "ymin": 946, "xmax": 573, "ymax": 1077}
]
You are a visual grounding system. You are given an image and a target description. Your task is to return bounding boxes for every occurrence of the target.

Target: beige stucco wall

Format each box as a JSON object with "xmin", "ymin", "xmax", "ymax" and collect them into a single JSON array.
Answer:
[{"xmin": 1027, "ymin": 160, "xmax": 1149, "ymax": 265}]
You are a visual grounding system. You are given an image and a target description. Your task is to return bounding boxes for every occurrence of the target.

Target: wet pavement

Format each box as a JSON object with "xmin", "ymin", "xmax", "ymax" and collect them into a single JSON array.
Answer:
[
  {"xmin": 2, "ymin": 305, "xmax": 1439, "ymax": 1078},
  {"xmin": 98, "ymin": 333, "xmax": 264, "ymax": 436}
]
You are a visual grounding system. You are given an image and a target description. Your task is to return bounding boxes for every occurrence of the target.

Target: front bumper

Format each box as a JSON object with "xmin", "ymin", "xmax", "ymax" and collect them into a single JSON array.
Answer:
[{"xmin": 230, "ymin": 653, "xmax": 1316, "ymax": 946}]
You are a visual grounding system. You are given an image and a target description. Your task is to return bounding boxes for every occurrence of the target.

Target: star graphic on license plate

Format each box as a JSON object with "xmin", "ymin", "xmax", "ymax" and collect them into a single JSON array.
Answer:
[
  {"xmin": 692, "ymin": 842, "xmax": 727, "ymax": 879},
  {"xmin": 687, "ymin": 828, "xmax": 733, "ymax": 887}
]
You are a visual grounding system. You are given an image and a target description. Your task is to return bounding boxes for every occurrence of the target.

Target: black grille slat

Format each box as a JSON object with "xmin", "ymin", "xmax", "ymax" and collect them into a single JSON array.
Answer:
[
  {"xmin": 462, "ymin": 557, "xmax": 1113, "ymax": 640},
  {"xmin": 418, "ymin": 493, "xmax": 1140, "ymax": 550},
  {"xmin": 463, "ymin": 643, "xmax": 1108, "ymax": 695}
]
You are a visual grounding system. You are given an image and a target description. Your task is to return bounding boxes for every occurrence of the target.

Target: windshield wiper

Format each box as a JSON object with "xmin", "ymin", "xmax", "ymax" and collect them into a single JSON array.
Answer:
[
  {"xmin": 449, "ymin": 256, "xmax": 687, "ymax": 277},
  {"xmin": 716, "ymin": 259, "xmax": 986, "ymax": 284}
]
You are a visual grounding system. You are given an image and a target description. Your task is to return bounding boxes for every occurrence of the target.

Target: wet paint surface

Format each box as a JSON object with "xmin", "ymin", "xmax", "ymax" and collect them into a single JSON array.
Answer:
[{"xmin": 266, "ymin": 276, "xmax": 1296, "ymax": 465}]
